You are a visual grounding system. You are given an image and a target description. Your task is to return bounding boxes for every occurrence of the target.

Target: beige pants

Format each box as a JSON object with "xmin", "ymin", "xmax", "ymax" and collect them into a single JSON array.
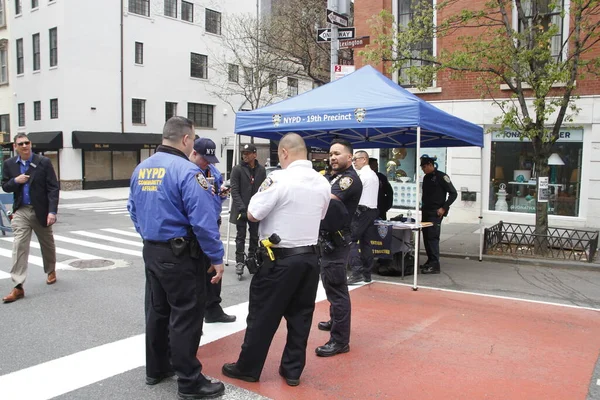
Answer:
[{"xmin": 10, "ymin": 205, "xmax": 56, "ymax": 285}]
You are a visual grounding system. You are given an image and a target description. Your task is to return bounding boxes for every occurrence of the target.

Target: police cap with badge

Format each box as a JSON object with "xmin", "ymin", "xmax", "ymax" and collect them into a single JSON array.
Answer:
[{"xmin": 194, "ymin": 138, "xmax": 220, "ymax": 163}]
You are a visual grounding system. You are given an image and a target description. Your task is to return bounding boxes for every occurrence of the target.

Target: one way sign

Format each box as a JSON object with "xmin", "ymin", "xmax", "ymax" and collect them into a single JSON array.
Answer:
[
  {"xmin": 326, "ymin": 8, "xmax": 349, "ymax": 27},
  {"xmin": 317, "ymin": 27, "xmax": 356, "ymax": 42}
]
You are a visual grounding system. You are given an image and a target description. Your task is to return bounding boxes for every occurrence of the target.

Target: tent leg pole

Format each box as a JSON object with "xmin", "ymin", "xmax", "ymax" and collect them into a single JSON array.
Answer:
[
  {"xmin": 413, "ymin": 126, "xmax": 421, "ymax": 291},
  {"xmin": 479, "ymin": 147, "xmax": 484, "ymax": 262},
  {"xmin": 225, "ymin": 134, "xmax": 240, "ymax": 266}
]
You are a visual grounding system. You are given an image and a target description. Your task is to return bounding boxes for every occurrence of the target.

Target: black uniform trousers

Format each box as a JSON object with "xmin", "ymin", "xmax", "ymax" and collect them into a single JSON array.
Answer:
[
  {"xmin": 203, "ymin": 220, "xmax": 224, "ymax": 320},
  {"xmin": 235, "ymin": 219, "xmax": 259, "ymax": 263},
  {"xmin": 236, "ymin": 252, "xmax": 320, "ymax": 380},
  {"xmin": 348, "ymin": 208, "xmax": 379, "ymax": 280},
  {"xmin": 422, "ymin": 211, "xmax": 443, "ymax": 267},
  {"xmin": 321, "ymin": 245, "xmax": 352, "ymax": 345},
  {"xmin": 143, "ymin": 242, "xmax": 208, "ymax": 392}
]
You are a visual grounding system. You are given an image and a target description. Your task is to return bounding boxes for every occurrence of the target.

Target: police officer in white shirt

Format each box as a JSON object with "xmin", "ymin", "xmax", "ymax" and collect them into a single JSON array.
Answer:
[
  {"xmin": 222, "ymin": 133, "xmax": 331, "ymax": 387},
  {"xmin": 347, "ymin": 150, "xmax": 381, "ymax": 285}
]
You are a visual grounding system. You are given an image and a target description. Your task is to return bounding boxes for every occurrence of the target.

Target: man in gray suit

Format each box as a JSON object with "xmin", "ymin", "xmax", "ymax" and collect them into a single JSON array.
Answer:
[{"xmin": 230, "ymin": 144, "xmax": 266, "ymax": 278}]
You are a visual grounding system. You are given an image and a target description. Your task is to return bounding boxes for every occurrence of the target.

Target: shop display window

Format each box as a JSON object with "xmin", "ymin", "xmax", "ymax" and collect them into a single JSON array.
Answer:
[{"xmin": 489, "ymin": 132, "xmax": 582, "ymax": 216}]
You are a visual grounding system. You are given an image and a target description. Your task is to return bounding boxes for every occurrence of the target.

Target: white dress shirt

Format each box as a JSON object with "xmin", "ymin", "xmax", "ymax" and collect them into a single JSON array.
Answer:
[
  {"xmin": 356, "ymin": 165, "xmax": 379, "ymax": 209},
  {"xmin": 248, "ymin": 160, "xmax": 331, "ymax": 248}
]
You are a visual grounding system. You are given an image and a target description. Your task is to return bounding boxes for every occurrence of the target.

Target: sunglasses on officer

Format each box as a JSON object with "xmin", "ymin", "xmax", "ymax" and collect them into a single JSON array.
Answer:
[{"xmin": 16, "ymin": 141, "xmax": 31, "ymax": 146}]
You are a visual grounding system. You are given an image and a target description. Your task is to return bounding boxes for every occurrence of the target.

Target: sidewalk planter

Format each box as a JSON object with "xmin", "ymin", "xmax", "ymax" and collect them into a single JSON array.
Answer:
[{"xmin": 484, "ymin": 221, "xmax": 599, "ymax": 262}]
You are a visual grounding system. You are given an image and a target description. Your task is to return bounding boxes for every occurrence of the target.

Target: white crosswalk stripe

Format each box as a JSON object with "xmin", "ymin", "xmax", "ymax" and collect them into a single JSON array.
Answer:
[
  {"xmin": 0, "ymin": 228, "xmax": 146, "ymax": 280},
  {"xmin": 71, "ymin": 231, "xmax": 143, "ymax": 247},
  {"xmin": 0, "ymin": 227, "xmax": 249, "ymax": 280}
]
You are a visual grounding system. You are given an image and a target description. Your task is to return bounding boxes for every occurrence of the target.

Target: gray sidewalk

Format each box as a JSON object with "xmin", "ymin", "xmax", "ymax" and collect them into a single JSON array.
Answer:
[{"xmin": 434, "ymin": 221, "xmax": 600, "ymax": 271}]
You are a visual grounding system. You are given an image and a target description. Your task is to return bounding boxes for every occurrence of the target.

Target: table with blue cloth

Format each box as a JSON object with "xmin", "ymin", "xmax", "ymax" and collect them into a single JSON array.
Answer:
[{"xmin": 369, "ymin": 220, "xmax": 432, "ymax": 279}]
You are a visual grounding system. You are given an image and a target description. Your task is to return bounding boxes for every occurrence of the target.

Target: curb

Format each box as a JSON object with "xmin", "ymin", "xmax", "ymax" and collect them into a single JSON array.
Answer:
[{"xmin": 436, "ymin": 251, "xmax": 600, "ymax": 272}]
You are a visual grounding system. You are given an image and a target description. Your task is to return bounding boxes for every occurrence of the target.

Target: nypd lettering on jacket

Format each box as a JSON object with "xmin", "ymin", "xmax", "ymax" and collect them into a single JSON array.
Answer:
[{"xmin": 127, "ymin": 147, "xmax": 224, "ymax": 265}]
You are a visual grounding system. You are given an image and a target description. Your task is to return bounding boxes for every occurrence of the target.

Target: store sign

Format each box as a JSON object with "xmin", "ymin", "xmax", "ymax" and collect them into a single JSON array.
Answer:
[{"xmin": 492, "ymin": 129, "xmax": 583, "ymax": 142}]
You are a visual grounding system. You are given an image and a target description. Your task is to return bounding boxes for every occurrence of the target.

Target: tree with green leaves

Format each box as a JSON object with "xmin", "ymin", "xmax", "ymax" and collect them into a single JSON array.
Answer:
[{"xmin": 362, "ymin": 0, "xmax": 600, "ymax": 254}]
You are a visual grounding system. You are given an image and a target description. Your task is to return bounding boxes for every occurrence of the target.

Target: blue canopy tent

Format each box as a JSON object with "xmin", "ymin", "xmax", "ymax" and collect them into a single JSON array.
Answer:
[
  {"xmin": 230, "ymin": 66, "xmax": 485, "ymax": 286},
  {"xmin": 234, "ymin": 65, "xmax": 483, "ymax": 149}
]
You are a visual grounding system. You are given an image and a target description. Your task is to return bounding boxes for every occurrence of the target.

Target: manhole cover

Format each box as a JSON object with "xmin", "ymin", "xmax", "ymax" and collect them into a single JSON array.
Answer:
[{"xmin": 69, "ymin": 259, "xmax": 115, "ymax": 269}]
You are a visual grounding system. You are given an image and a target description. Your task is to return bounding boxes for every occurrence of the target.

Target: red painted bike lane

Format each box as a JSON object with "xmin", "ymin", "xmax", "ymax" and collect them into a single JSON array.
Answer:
[{"xmin": 198, "ymin": 282, "xmax": 600, "ymax": 400}]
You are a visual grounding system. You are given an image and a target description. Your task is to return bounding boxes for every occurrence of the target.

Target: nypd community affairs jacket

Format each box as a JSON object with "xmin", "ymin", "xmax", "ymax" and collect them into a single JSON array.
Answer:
[{"xmin": 229, "ymin": 161, "xmax": 266, "ymax": 222}]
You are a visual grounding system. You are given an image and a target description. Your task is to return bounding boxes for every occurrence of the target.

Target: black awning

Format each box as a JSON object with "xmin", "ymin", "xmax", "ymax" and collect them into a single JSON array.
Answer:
[
  {"xmin": 72, "ymin": 131, "xmax": 162, "ymax": 151},
  {"xmin": 29, "ymin": 131, "xmax": 63, "ymax": 151}
]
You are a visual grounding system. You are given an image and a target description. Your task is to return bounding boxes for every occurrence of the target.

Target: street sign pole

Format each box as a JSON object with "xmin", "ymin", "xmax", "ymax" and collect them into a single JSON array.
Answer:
[{"xmin": 328, "ymin": 0, "xmax": 338, "ymax": 82}]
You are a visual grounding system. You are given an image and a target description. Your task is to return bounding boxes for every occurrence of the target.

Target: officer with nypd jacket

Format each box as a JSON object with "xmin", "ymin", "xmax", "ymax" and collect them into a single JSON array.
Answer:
[
  {"xmin": 419, "ymin": 155, "xmax": 457, "ymax": 275},
  {"xmin": 128, "ymin": 117, "xmax": 226, "ymax": 399},
  {"xmin": 222, "ymin": 133, "xmax": 331, "ymax": 386},
  {"xmin": 316, "ymin": 138, "xmax": 362, "ymax": 357}
]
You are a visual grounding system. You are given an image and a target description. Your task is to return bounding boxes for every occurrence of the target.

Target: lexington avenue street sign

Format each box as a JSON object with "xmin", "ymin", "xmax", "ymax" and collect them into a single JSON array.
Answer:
[
  {"xmin": 317, "ymin": 27, "xmax": 356, "ymax": 42},
  {"xmin": 326, "ymin": 8, "xmax": 349, "ymax": 27},
  {"xmin": 339, "ymin": 36, "xmax": 371, "ymax": 49}
]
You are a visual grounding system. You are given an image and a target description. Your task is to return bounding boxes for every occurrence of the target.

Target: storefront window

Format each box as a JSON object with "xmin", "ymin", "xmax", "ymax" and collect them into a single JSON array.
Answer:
[
  {"xmin": 378, "ymin": 147, "xmax": 447, "ymax": 208},
  {"xmin": 489, "ymin": 129, "xmax": 582, "ymax": 216},
  {"xmin": 84, "ymin": 151, "xmax": 112, "ymax": 181},
  {"xmin": 112, "ymin": 151, "xmax": 137, "ymax": 180},
  {"xmin": 41, "ymin": 151, "xmax": 59, "ymax": 179}
]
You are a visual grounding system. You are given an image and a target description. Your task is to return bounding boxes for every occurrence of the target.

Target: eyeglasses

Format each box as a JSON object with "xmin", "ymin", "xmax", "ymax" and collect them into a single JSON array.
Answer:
[
  {"xmin": 16, "ymin": 141, "xmax": 31, "ymax": 146},
  {"xmin": 352, "ymin": 156, "xmax": 366, "ymax": 162}
]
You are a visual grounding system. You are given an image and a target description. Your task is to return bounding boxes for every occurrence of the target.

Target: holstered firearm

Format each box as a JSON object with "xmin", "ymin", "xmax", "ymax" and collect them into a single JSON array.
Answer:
[
  {"xmin": 250, "ymin": 233, "xmax": 281, "ymax": 274},
  {"xmin": 318, "ymin": 229, "xmax": 351, "ymax": 254}
]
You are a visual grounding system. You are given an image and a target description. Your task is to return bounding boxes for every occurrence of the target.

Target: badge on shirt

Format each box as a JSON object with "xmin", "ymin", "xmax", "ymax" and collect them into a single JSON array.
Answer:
[
  {"xmin": 195, "ymin": 173, "xmax": 209, "ymax": 190},
  {"xmin": 443, "ymin": 175, "xmax": 451, "ymax": 183},
  {"xmin": 259, "ymin": 177, "xmax": 273, "ymax": 192},
  {"xmin": 339, "ymin": 176, "xmax": 353, "ymax": 191}
]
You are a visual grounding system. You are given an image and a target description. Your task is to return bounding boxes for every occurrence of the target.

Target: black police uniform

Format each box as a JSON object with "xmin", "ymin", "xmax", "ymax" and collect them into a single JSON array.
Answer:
[
  {"xmin": 128, "ymin": 145, "xmax": 225, "ymax": 397},
  {"xmin": 421, "ymin": 168, "xmax": 457, "ymax": 273},
  {"xmin": 320, "ymin": 166, "xmax": 362, "ymax": 349}
]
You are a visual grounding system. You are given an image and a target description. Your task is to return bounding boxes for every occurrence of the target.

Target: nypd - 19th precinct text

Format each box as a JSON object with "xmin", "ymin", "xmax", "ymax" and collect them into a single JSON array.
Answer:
[{"xmin": 283, "ymin": 113, "xmax": 353, "ymax": 124}]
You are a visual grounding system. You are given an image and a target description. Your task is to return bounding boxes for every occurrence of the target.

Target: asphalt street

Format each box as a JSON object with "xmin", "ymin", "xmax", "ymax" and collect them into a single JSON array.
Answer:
[{"xmin": 0, "ymin": 197, "xmax": 598, "ymax": 399}]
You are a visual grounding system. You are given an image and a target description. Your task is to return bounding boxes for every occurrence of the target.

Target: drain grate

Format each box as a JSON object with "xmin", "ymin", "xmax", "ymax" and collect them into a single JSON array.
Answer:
[{"xmin": 69, "ymin": 259, "xmax": 116, "ymax": 269}]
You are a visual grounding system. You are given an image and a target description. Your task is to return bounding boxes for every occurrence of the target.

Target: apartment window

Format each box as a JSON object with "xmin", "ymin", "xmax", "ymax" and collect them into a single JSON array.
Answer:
[
  {"xmin": 129, "ymin": 0, "xmax": 149, "ymax": 17},
  {"xmin": 181, "ymin": 1, "xmax": 193, "ymax": 22},
  {"xmin": 205, "ymin": 9, "xmax": 221, "ymax": 35},
  {"xmin": 31, "ymin": 0, "xmax": 38, "ymax": 9},
  {"xmin": 50, "ymin": 98, "xmax": 58, "ymax": 119},
  {"xmin": 187, "ymin": 103, "xmax": 213, "ymax": 128},
  {"xmin": 34, "ymin": 101, "xmax": 41, "ymax": 120},
  {"xmin": 0, "ymin": 48, "xmax": 7, "ymax": 84},
  {"xmin": 132, "ymin": 99, "xmax": 145, "ymax": 124},
  {"xmin": 32, "ymin": 33, "xmax": 40, "ymax": 71},
  {"xmin": 49, "ymin": 28, "xmax": 58, "ymax": 67},
  {"xmin": 16, "ymin": 38, "xmax": 23, "ymax": 75},
  {"xmin": 164, "ymin": 0, "xmax": 177, "ymax": 18},
  {"xmin": 18, "ymin": 103, "xmax": 25, "ymax": 127},
  {"xmin": 0, "ymin": 114, "xmax": 9, "ymax": 134},
  {"xmin": 397, "ymin": 0, "xmax": 434, "ymax": 88},
  {"xmin": 269, "ymin": 74, "xmax": 277, "ymax": 94},
  {"xmin": 244, "ymin": 67, "xmax": 253, "ymax": 85},
  {"xmin": 190, "ymin": 53, "xmax": 207, "ymax": 79},
  {"xmin": 15, "ymin": 0, "xmax": 21, "ymax": 15},
  {"xmin": 228, "ymin": 64, "xmax": 239, "ymax": 83},
  {"xmin": 519, "ymin": 0, "xmax": 564, "ymax": 63},
  {"xmin": 135, "ymin": 42, "xmax": 143, "ymax": 65},
  {"xmin": 0, "ymin": 1, "xmax": 6, "ymax": 27},
  {"xmin": 165, "ymin": 102, "xmax": 177, "ymax": 121},
  {"xmin": 287, "ymin": 77, "xmax": 298, "ymax": 97}
]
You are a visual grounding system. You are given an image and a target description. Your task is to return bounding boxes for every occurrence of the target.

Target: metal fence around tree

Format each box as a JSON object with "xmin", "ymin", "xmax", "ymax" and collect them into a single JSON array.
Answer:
[{"xmin": 484, "ymin": 221, "xmax": 599, "ymax": 263}]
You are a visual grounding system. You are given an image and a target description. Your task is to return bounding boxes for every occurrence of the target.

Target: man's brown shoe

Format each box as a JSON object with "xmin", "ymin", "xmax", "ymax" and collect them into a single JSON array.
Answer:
[
  {"xmin": 3, "ymin": 287, "xmax": 24, "ymax": 303},
  {"xmin": 46, "ymin": 271, "xmax": 57, "ymax": 285}
]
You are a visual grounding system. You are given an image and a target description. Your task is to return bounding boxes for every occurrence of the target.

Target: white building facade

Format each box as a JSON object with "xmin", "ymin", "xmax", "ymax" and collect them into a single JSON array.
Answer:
[{"xmin": 7, "ymin": 0, "xmax": 311, "ymax": 189}]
